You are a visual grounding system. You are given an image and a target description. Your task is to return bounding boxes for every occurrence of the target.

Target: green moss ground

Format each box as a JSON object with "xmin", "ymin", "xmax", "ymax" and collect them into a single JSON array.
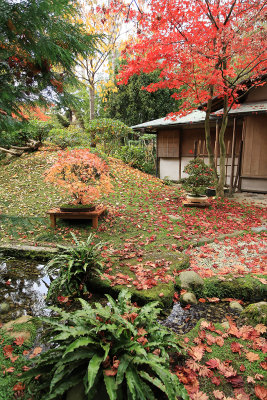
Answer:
[
  {"xmin": 182, "ymin": 320, "xmax": 267, "ymax": 400},
  {"xmin": 193, "ymin": 274, "xmax": 267, "ymax": 302},
  {"xmin": 0, "ymin": 319, "xmax": 38, "ymax": 400}
]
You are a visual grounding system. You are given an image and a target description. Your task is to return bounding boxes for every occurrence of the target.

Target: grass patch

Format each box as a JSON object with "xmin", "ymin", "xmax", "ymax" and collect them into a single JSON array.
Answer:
[{"xmin": 0, "ymin": 319, "xmax": 39, "ymax": 400}]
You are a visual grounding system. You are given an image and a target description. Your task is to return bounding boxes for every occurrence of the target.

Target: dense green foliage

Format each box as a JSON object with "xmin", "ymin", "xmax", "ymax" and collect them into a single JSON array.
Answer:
[
  {"xmin": 0, "ymin": 0, "xmax": 96, "ymax": 131},
  {"xmin": 24, "ymin": 290, "xmax": 188, "ymax": 400},
  {"xmin": 85, "ymin": 118, "xmax": 134, "ymax": 153},
  {"xmin": 181, "ymin": 158, "xmax": 214, "ymax": 196},
  {"xmin": 48, "ymin": 125, "xmax": 86, "ymax": 149},
  {"xmin": 115, "ymin": 144, "xmax": 156, "ymax": 175},
  {"xmin": 46, "ymin": 233, "xmax": 104, "ymax": 299},
  {"xmin": 101, "ymin": 69, "xmax": 180, "ymax": 126}
]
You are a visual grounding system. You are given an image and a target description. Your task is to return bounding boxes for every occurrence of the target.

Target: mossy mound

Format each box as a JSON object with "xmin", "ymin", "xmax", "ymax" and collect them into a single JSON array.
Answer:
[
  {"xmin": 193, "ymin": 274, "xmax": 266, "ymax": 302},
  {"xmin": 241, "ymin": 302, "xmax": 267, "ymax": 326},
  {"xmin": 88, "ymin": 254, "xmax": 189, "ymax": 307},
  {"xmin": 89, "ymin": 275, "xmax": 175, "ymax": 308}
]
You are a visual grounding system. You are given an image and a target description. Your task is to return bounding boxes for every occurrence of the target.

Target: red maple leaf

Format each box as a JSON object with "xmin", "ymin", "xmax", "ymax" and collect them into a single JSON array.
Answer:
[
  {"xmin": 215, "ymin": 336, "xmax": 224, "ymax": 347},
  {"xmin": 260, "ymin": 361, "xmax": 267, "ymax": 370},
  {"xmin": 14, "ymin": 337, "xmax": 25, "ymax": 347},
  {"xmin": 13, "ymin": 382, "xmax": 25, "ymax": 392},
  {"xmin": 231, "ymin": 342, "xmax": 243, "ymax": 355},
  {"xmin": 213, "ymin": 390, "xmax": 224, "ymax": 400},
  {"xmin": 227, "ymin": 375, "xmax": 244, "ymax": 388},
  {"xmin": 246, "ymin": 352, "xmax": 260, "ymax": 362},
  {"xmin": 205, "ymin": 358, "xmax": 220, "ymax": 369},
  {"xmin": 190, "ymin": 391, "xmax": 209, "ymax": 400},
  {"xmin": 211, "ymin": 376, "xmax": 221, "ymax": 386},
  {"xmin": 225, "ymin": 316, "xmax": 240, "ymax": 338},
  {"xmin": 189, "ymin": 345, "xmax": 205, "ymax": 362},
  {"xmin": 254, "ymin": 385, "xmax": 267, "ymax": 400},
  {"xmin": 3, "ymin": 345, "xmax": 13, "ymax": 359},
  {"xmin": 234, "ymin": 388, "xmax": 251, "ymax": 400}
]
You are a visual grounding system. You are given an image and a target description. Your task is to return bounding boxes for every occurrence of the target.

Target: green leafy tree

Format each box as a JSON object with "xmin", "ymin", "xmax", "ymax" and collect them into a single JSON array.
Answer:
[
  {"xmin": 85, "ymin": 118, "xmax": 133, "ymax": 152},
  {"xmin": 101, "ymin": 68, "xmax": 180, "ymax": 126},
  {"xmin": 0, "ymin": 0, "xmax": 96, "ymax": 132}
]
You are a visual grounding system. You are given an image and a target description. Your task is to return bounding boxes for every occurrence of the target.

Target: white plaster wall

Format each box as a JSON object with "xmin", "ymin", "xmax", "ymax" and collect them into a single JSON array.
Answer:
[
  {"xmin": 241, "ymin": 179, "xmax": 267, "ymax": 193},
  {"xmin": 160, "ymin": 158, "xmax": 179, "ymax": 180},
  {"xmin": 159, "ymin": 156, "xmax": 239, "ymax": 184}
]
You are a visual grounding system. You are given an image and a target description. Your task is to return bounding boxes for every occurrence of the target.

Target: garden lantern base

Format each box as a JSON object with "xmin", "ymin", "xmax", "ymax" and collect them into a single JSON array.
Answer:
[{"xmin": 47, "ymin": 207, "xmax": 107, "ymax": 229}]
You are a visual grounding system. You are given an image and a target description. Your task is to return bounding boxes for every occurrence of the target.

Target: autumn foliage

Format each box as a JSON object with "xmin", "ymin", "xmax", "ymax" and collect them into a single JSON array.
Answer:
[
  {"xmin": 118, "ymin": 0, "xmax": 267, "ymax": 196},
  {"xmin": 45, "ymin": 149, "xmax": 112, "ymax": 205}
]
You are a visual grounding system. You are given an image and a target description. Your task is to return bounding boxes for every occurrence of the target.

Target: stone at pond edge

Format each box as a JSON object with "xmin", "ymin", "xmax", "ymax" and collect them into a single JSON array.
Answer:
[
  {"xmin": 178, "ymin": 271, "xmax": 204, "ymax": 291},
  {"xmin": 0, "ymin": 302, "xmax": 10, "ymax": 314},
  {"xmin": 229, "ymin": 301, "xmax": 244, "ymax": 312},
  {"xmin": 241, "ymin": 301, "xmax": 267, "ymax": 325},
  {"xmin": 180, "ymin": 292, "xmax": 198, "ymax": 305},
  {"xmin": 2, "ymin": 315, "xmax": 32, "ymax": 341}
]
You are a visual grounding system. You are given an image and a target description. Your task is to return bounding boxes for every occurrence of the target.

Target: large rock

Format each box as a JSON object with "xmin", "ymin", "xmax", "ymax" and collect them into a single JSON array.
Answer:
[
  {"xmin": 229, "ymin": 301, "xmax": 244, "ymax": 312},
  {"xmin": 180, "ymin": 292, "xmax": 198, "ymax": 305},
  {"xmin": 241, "ymin": 301, "xmax": 267, "ymax": 325},
  {"xmin": 178, "ymin": 271, "xmax": 204, "ymax": 291}
]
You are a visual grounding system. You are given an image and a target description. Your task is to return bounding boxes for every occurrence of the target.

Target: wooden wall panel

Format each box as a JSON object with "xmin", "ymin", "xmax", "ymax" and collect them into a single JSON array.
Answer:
[
  {"xmin": 158, "ymin": 130, "xmax": 180, "ymax": 157},
  {"xmin": 241, "ymin": 115, "xmax": 267, "ymax": 178},
  {"xmin": 157, "ymin": 124, "xmax": 242, "ymax": 158},
  {"xmin": 181, "ymin": 126, "xmax": 242, "ymax": 156}
]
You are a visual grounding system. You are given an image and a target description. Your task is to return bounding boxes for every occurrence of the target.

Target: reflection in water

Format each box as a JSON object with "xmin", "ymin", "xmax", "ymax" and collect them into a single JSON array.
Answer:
[{"xmin": 0, "ymin": 258, "xmax": 50, "ymax": 323}]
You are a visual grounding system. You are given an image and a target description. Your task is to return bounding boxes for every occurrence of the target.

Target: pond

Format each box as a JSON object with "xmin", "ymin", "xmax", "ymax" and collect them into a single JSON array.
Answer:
[
  {"xmin": 161, "ymin": 301, "xmax": 241, "ymax": 334},
  {"xmin": 0, "ymin": 257, "xmax": 50, "ymax": 323},
  {"xmin": 0, "ymin": 256, "xmax": 242, "ymax": 332}
]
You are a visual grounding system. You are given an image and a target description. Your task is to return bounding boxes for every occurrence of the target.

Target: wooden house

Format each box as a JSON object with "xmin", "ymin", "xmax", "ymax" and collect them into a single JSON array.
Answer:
[{"xmin": 132, "ymin": 81, "xmax": 267, "ymax": 193}]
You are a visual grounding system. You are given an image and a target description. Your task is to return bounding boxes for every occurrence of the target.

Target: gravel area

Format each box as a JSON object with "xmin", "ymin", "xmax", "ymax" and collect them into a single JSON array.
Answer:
[{"xmin": 185, "ymin": 232, "xmax": 267, "ymax": 278}]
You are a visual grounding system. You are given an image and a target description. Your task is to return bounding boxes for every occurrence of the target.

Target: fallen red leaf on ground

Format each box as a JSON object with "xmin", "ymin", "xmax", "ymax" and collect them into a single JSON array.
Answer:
[{"xmin": 254, "ymin": 385, "xmax": 267, "ymax": 400}]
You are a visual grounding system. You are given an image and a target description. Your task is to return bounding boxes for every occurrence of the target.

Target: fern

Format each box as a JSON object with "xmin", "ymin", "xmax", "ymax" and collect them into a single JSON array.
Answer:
[
  {"xmin": 46, "ymin": 233, "xmax": 104, "ymax": 300},
  {"xmin": 23, "ymin": 291, "xmax": 189, "ymax": 400}
]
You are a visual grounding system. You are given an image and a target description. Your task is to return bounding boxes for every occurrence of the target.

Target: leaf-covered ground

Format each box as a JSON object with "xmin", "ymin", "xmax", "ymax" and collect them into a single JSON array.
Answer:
[
  {"xmin": 0, "ymin": 150, "xmax": 267, "ymax": 399},
  {"xmin": 0, "ymin": 151, "xmax": 266, "ymax": 287},
  {"xmin": 176, "ymin": 319, "xmax": 267, "ymax": 400}
]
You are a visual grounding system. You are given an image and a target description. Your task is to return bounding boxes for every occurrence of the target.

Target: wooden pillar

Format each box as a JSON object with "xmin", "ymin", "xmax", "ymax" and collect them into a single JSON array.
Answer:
[
  {"xmin": 156, "ymin": 130, "xmax": 159, "ymax": 178},
  {"xmin": 194, "ymin": 140, "xmax": 198, "ymax": 158},
  {"xmin": 229, "ymin": 118, "xmax": 236, "ymax": 195},
  {"xmin": 49, "ymin": 214, "xmax": 56, "ymax": 228}
]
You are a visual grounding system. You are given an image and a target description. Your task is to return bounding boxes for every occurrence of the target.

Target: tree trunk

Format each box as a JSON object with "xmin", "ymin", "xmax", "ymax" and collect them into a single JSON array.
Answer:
[
  {"xmin": 89, "ymin": 85, "xmax": 96, "ymax": 147},
  {"xmin": 204, "ymin": 93, "xmax": 218, "ymax": 182},
  {"xmin": 89, "ymin": 85, "xmax": 95, "ymax": 120},
  {"xmin": 216, "ymin": 97, "xmax": 228, "ymax": 197}
]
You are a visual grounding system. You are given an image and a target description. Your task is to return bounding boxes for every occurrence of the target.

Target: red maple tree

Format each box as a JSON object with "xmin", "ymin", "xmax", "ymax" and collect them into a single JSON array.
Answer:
[{"xmin": 118, "ymin": 0, "xmax": 267, "ymax": 196}]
